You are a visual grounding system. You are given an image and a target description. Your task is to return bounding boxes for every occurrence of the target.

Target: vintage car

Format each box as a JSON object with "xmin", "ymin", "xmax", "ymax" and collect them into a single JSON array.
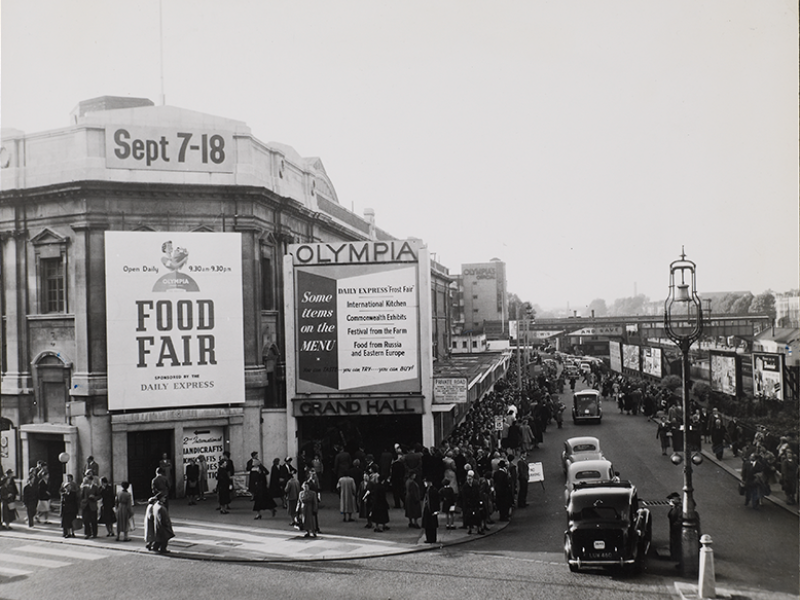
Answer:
[
  {"xmin": 561, "ymin": 436, "xmax": 604, "ymax": 474},
  {"xmin": 564, "ymin": 459, "xmax": 619, "ymax": 505},
  {"xmin": 564, "ymin": 481, "xmax": 652, "ymax": 573},
  {"xmin": 572, "ymin": 389, "xmax": 602, "ymax": 424}
]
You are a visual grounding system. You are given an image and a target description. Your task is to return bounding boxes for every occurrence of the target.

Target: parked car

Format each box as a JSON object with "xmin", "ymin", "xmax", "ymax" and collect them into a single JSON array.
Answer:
[
  {"xmin": 561, "ymin": 436, "xmax": 604, "ymax": 474},
  {"xmin": 564, "ymin": 459, "xmax": 619, "ymax": 505},
  {"xmin": 572, "ymin": 389, "xmax": 602, "ymax": 424},
  {"xmin": 564, "ymin": 481, "xmax": 652, "ymax": 573},
  {"xmin": 579, "ymin": 360, "xmax": 592, "ymax": 374}
]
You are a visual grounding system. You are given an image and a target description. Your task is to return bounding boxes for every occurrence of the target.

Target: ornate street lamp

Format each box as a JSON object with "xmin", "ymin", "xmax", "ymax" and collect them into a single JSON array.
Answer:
[{"xmin": 664, "ymin": 247, "xmax": 704, "ymax": 576}]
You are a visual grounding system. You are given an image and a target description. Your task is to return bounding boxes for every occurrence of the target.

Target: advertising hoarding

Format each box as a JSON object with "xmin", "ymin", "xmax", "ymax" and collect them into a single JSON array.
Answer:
[
  {"xmin": 753, "ymin": 352, "xmax": 784, "ymax": 400},
  {"xmin": 290, "ymin": 241, "xmax": 422, "ymax": 394},
  {"xmin": 609, "ymin": 340, "xmax": 622, "ymax": 373},
  {"xmin": 642, "ymin": 347, "xmax": 663, "ymax": 378},
  {"xmin": 105, "ymin": 232, "xmax": 245, "ymax": 410},
  {"xmin": 710, "ymin": 352, "xmax": 738, "ymax": 396},
  {"xmin": 182, "ymin": 426, "xmax": 225, "ymax": 489},
  {"xmin": 622, "ymin": 343, "xmax": 640, "ymax": 371}
]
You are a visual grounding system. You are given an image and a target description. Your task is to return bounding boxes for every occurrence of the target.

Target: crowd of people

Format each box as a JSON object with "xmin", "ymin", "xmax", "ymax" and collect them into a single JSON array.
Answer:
[{"xmin": 1, "ymin": 351, "xmax": 797, "ymax": 549}]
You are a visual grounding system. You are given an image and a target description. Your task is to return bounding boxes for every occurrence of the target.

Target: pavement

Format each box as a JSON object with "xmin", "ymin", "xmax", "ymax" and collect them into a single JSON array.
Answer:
[{"xmin": 0, "ymin": 489, "xmax": 509, "ymax": 563}]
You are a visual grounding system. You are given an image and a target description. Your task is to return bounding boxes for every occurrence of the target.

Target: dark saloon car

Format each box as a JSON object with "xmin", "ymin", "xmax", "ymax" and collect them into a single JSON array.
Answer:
[
  {"xmin": 572, "ymin": 389, "xmax": 602, "ymax": 424},
  {"xmin": 564, "ymin": 481, "xmax": 652, "ymax": 573}
]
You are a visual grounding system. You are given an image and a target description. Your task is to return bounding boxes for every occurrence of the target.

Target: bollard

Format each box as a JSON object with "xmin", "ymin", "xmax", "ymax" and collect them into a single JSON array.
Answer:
[{"xmin": 698, "ymin": 534, "xmax": 716, "ymax": 599}]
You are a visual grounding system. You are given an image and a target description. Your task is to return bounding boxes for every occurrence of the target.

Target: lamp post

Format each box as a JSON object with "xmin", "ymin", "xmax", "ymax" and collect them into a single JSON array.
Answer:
[{"xmin": 664, "ymin": 248, "xmax": 704, "ymax": 576}]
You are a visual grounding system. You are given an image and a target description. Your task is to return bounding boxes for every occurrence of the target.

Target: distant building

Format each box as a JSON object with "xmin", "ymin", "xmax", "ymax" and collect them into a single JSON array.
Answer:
[
  {"xmin": 460, "ymin": 258, "xmax": 508, "ymax": 338},
  {"xmin": 775, "ymin": 293, "xmax": 800, "ymax": 328}
]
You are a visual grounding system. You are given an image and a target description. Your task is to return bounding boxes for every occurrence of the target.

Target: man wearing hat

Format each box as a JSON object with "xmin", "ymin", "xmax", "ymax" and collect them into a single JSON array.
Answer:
[
  {"xmin": 460, "ymin": 470, "xmax": 482, "ymax": 535},
  {"xmin": 145, "ymin": 492, "xmax": 174, "ymax": 553},
  {"xmin": 421, "ymin": 475, "xmax": 440, "ymax": 543}
]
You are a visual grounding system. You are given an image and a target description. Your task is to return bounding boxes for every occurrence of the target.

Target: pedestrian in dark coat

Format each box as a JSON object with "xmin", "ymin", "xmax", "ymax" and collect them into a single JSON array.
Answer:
[
  {"xmin": 460, "ymin": 471, "xmax": 482, "ymax": 535},
  {"xmin": 269, "ymin": 458, "xmax": 286, "ymax": 504},
  {"xmin": 421, "ymin": 477, "xmax": 440, "ymax": 543},
  {"xmin": 656, "ymin": 417, "xmax": 672, "ymax": 456},
  {"xmin": 23, "ymin": 475, "xmax": 38, "ymax": 527},
  {"xmin": 217, "ymin": 459, "xmax": 232, "ymax": 513},
  {"xmin": 780, "ymin": 450, "xmax": 798, "ymax": 505},
  {"xmin": 493, "ymin": 461, "xmax": 513, "ymax": 521},
  {"xmin": 368, "ymin": 477, "xmax": 390, "ymax": 532},
  {"xmin": 252, "ymin": 468, "xmax": 276, "ymax": 519},
  {"xmin": 60, "ymin": 474, "xmax": 79, "ymax": 537},
  {"xmin": 404, "ymin": 472, "xmax": 421, "ymax": 528},
  {"xmin": 79, "ymin": 475, "xmax": 99, "ymax": 538},
  {"xmin": 710, "ymin": 419, "xmax": 728, "ymax": 460},
  {"xmin": 98, "ymin": 477, "xmax": 117, "ymax": 536}
]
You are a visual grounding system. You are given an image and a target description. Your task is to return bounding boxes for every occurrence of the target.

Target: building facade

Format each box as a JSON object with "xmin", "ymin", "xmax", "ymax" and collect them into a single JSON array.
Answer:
[{"xmin": 1, "ymin": 96, "xmax": 452, "ymax": 498}]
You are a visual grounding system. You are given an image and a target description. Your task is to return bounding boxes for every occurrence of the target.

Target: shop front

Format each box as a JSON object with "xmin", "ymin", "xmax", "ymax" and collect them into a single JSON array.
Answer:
[
  {"xmin": 293, "ymin": 396, "xmax": 423, "ymax": 489},
  {"xmin": 111, "ymin": 407, "xmax": 242, "ymax": 501}
]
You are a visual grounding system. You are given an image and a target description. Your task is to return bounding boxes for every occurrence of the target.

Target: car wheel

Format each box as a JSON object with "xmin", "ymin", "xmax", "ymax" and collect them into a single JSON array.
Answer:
[{"xmin": 569, "ymin": 563, "xmax": 579, "ymax": 573}]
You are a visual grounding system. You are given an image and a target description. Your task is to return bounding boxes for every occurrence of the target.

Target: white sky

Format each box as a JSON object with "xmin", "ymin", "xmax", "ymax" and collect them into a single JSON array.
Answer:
[{"xmin": 2, "ymin": 0, "xmax": 797, "ymax": 310}]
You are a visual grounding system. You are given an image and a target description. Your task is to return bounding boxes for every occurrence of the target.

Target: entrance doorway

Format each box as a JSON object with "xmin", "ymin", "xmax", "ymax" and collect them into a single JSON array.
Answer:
[
  {"xmin": 297, "ymin": 415, "xmax": 421, "ymax": 491},
  {"xmin": 26, "ymin": 434, "xmax": 65, "ymax": 498},
  {"xmin": 127, "ymin": 430, "xmax": 173, "ymax": 501}
]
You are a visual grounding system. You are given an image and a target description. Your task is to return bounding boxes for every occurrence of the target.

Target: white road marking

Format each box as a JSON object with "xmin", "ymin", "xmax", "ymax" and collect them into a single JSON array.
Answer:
[
  {"xmin": 14, "ymin": 545, "xmax": 107, "ymax": 560},
  {"xmin": 0, "ymin": 552, "xmax": 71, "ymax": 568},
  {"xmin": 0, "ymin": 566, "xmax": 33, "ymax": 577}
]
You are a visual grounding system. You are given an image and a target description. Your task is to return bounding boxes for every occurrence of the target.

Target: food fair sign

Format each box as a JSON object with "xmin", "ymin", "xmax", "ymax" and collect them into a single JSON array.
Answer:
[
  {"xmin": 289, "ymin": 241, "xmax": 421, "ymax": 393},
  {"xmin": 105, "ymin": 232, "xmax": 245, "ymax": 410}
]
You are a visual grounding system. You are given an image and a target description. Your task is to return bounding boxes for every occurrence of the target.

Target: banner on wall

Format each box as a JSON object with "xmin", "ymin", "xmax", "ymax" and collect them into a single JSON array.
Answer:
[
  {"xmin": 710, "ymin": 352, "xmax": 738, "ymax": 396},
  {"xmin": 753, "ymin": 352, "xmax": 784, "ymax": 400},
  {"xmin": 622, "ymin": 343, "xmax": 640, "ymax": 371},
  {"xmin": 105, "ymin": 232, "xmax": 245, "ymax": 411},
  {"xmin": 290, "ymin": 240, "xmax": 422, "ymax": 394},
  {"xmin": 642, "ymin": 347, "xmax": 662, "ymax": 378}
]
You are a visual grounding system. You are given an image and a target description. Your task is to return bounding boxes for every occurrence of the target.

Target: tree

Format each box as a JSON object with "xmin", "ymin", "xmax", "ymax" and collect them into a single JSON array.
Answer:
[
  {"xmin": 608, "ymin": 294, "xmax": 650, "ymax": 316},
  {"xmin": 729, "ymin": 293, "xmax": 754, "ymax": 314},
  {"xmin": 587, "ymin": 298, "xmax": 608, "ymax": 317},
  {"xmin": 749, "ymin": 291, "xmax": 776, "ymax": 321},
  {"xmin": 508, "ymin": 294, "xmax": 536, "ymax": 321}
]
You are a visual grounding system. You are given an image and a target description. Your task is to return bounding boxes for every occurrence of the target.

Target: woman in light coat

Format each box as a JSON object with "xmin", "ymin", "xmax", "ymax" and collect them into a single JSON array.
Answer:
[
  {"xmin": 337, "ymin": 474, "xmax": 357, "ymax": 522},
  {"xmin": 115, "ymin": 481, "xmax": 134, "ymax": 541}
]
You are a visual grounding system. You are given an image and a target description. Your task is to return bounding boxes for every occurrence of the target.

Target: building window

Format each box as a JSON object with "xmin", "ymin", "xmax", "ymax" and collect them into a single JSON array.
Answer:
[{"xmin": 41, "ymin": 256, "xmax": 65, "ymax": 313}]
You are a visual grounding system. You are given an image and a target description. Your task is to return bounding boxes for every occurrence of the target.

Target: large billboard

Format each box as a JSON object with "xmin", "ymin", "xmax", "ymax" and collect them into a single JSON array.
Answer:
[
  {"xmin": 642, "ymin": 347, "xmax": 663, "ymax": 378},
  {"xmin": 753, "ymin": 352, "xmax": 784, "ymax": 400},
  {"xmin": 609, "ymin": 340, "xmax": 622, "ymax": 372},
  {"xmin": 710, "ymin": 352, "xmax": 738, "ymax": 396},
  {"xmin": 105, "ymin": 232, "xmax": 245, "ymax": 410},
  {"xmin": 622, "ymin": 343, "xmax": 640, "ymax": 371},
  {"xmin": 289, "ymin": 240, "xmax": 422, "ymax": 394}
]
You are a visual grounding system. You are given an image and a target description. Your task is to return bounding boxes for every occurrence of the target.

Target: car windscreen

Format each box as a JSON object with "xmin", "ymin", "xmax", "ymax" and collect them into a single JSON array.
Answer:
[
  {"xmin": 572, "ymin": 443, "xmax": 597, "ymax": 452},
  {"xmin": 570, "ymin": 494, "xmax": 629, "ymax": 520},
  {"xmin": 575, "ymin": 397, "xmax": 597, "ymax": 412}
]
